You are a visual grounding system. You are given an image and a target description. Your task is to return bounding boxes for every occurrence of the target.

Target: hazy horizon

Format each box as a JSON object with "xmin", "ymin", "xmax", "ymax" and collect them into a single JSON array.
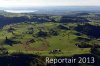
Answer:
[
  {"xmin": 0, "ymin": 6, "xmax": 100, "ymax": 13},
  {"xmin": 0, "ymin": 0, "xmax": 100, "ymax": 7}
]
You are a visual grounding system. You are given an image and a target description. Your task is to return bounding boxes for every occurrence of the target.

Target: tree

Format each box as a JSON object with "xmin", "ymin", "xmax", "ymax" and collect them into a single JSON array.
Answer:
[
  {"xmin": 49, "ymin": 29, "xmax": 59, "ymax": 36},
  {"xmin": 7, "ymin": 26, "xmax": 15, "ymax": 33},
  {"xmin": 37, "ymin": 30, "xmax": 48, "ymax": 37},
  {"xmin": 0, "ymin": 46, "xmax": 8, "ymax": 55}
]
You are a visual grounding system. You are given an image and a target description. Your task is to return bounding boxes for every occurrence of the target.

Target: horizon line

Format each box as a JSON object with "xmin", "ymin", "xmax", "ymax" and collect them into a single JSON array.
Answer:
[{"xmin": 1, "ymin": 5, "xmax": 100, "ymax": 7}]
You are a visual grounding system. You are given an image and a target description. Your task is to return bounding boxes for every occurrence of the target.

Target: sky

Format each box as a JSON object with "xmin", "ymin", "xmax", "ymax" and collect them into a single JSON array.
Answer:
[{"xmin": 0, "ymin": 0, "xmax": 100, "ymax": 7}]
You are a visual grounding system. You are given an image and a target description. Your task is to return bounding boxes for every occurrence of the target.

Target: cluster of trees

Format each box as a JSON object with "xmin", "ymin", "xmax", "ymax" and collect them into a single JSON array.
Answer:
[
  {"xmin": 4, "ymin": 36, "xmax": 21, "ymax": 46},
  {"xmin": 60, "ymin": 16, "xmax": 90, "ymax": 23},
  {"xmin": 0, "ymin": 45, "xmax": 8, "ymax": 55},
  {"xmin": 75, "ymin": 23, "xmax": 100, "ymax": 38},
  {"xmin": 75, "ymin": 37, "xmax": 92, "ymax": 48},
  {"xmin": 0, "ymin": 15, "xmax": 55, "ymax": 27},
  {"xmin": 37, "ymin": 29, "xmax": 59, "ymax": 38},
  {"xmin": 0, "ymin": 14, "xmax": 92, "ymax": 28},
  {"xmin": 37, "ymin": 24, "xmax": 69, "ymax": 38}
]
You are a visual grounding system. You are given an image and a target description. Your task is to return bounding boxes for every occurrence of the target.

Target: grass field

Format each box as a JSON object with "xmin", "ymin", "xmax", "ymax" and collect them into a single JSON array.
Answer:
[{"xmin": 0, "ymin": 22, "xmax": 96, "ymax": 56}]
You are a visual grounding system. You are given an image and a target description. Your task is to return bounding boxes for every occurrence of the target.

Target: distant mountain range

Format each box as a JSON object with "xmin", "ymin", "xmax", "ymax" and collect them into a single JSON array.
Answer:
[
  {"xmin": 0, "ymin": 6, "xmax": 100, "ymax": 15},
  {"xmin": 0, "ymin": 6, "xmax": 100, "ymax": 10}
]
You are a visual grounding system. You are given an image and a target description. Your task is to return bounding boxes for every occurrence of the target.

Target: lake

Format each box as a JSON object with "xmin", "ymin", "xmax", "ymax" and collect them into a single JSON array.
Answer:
[{"xmin": 4, "ymin": 10, "xmax": 38, "ymax": 13}]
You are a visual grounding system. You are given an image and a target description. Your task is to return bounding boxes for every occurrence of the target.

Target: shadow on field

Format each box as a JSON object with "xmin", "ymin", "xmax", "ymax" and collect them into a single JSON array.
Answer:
[{"xmin": 0, "ymin": 53, "xmax": 99, "ymax": 66}]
